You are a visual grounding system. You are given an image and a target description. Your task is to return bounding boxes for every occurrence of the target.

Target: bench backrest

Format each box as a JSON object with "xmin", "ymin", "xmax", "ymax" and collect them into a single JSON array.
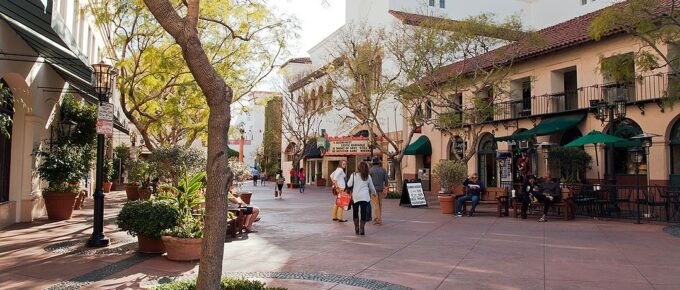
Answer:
[{"xmin": 482, "ymin": 187, "xmax": 507, "ymax": 201}]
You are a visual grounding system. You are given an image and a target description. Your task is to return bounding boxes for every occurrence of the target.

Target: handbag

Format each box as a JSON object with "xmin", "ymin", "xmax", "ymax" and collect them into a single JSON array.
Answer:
[{"xmin": 336, "ymin": 190, "xmax": 352, "ymax": 210}]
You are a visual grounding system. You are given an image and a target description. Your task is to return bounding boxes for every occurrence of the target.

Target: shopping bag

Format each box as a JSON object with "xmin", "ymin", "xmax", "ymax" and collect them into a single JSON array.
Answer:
[{"xmin": 336, "ymin": 191, "xmax": 351, "ymax": 210}]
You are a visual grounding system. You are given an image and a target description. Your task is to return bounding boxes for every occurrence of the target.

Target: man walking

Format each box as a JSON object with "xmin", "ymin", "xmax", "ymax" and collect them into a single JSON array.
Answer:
[
  {"xmin": 252, "ymin": 167, "xmax": 259, "ymax": 186},
  {"xmin": 369, "ymin": 157, "xmax": 388, "ymax": 225}
]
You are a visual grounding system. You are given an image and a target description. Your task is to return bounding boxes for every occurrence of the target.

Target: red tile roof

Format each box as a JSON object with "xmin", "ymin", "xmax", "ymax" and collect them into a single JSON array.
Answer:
[{"xmin": 410, "ymin": 0, "xmax": 673, "ymax": 85}]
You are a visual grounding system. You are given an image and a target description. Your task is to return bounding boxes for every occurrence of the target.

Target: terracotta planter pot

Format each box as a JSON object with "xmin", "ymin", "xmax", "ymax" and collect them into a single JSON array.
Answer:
[
  {"xmin": 103, "ymin": 182, "xmax": 113, "ymax": 193},
  {"xmin": 43, "ymin": 191, "xmax": 78, "ymax": 220},
  {"xmin": 238, "ymin": 192, "xmax": 252, "ymax": 205},
  {"xmin": 438, "ymin": 194, "xmax": 456, "ymax": 214},
  {"xmin": 124, "ymin": 185, "xmax": 140, "ymax": 201},
  {"xmin": 138, "ymin": 188, "xmax": 152, "ymax": 200},
  {"xmin": 73, "ymin": 191, "xmax": 84, "ymax": 210},
  {"xmin": 161, "ymin": 236, "xmax": 202, "ymax": 261},
  {"xmin": 137, "ymin": 235, "xmax": 165, "ymax": 254}
]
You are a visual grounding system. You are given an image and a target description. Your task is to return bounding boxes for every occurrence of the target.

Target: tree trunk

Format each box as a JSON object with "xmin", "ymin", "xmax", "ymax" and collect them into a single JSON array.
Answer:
[
  {"xmin": 393, "ymin": 158, "xmax": 403, "ymax": 194},
  {"xmin": 142, "ymin": 1, "xmax": 233, "ymax": 288}
]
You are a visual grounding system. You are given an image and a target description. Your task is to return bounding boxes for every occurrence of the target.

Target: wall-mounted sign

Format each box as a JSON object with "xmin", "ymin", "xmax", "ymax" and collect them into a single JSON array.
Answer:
[{"xmin": 326, "ymin": 139, "xmax": 371, "ymax": 156}]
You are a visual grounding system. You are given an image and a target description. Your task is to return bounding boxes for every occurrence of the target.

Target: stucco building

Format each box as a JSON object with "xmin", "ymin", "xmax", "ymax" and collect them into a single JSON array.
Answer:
[{"xmin": 0, "ymin": 0, "xmax": 128, "ymax": 228}]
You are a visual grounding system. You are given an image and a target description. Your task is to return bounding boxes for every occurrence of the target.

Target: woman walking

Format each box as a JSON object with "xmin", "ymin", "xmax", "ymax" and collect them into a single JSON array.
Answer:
[
  {"xmin": 298, "ymin": 168, "xmax": 306, "ymax": 193},
  {"xmin": 330, "ymin": 161, "xmax": 348, "ymax": 222},
  {"xmin": 275, "ymin": 169, "xmax": 285, "ymax": 199},
  {"xmin": 347, "ymin": 162, "xmax": 377, "ymax": 235}
]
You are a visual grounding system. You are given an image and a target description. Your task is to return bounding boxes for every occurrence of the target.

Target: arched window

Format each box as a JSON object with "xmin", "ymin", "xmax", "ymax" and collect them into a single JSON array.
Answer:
[
  {"xmin": 425, "ymin": 101, "xmax": 433, "ymax": 119},
  {"xmin": 477, "ymin": 133, "xmax": 497, "ymax": 186},
  {"xmin": 560, "ymin": 127, "xmax": 582, "ymax": 146},
  {"xmin": 608, "ymin": 118, "xmax": 644, "ymax": 175}
]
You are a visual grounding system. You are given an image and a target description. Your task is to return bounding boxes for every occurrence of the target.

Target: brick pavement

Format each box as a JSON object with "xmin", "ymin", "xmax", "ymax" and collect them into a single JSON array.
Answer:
[{"xmin": 1, "ymin": 183, "xmax": 680, "ymax": 289}]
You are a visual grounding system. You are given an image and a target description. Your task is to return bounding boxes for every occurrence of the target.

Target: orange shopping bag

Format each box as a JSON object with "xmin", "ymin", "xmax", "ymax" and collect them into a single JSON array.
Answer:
[{"xmin": 335, "ymin": 191, "xmax": 351, "ymax": 210}]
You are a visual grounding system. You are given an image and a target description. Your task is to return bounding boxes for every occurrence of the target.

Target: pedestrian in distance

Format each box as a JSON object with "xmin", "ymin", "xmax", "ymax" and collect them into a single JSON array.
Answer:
[
  {"xmin": 298, "ymin": 168, "xmax": 305, "ymax": 193},
  {"xmin": 261, "ymin": 169, "xmax": 267, "ymax": 186},
  {"xmin": 455, "ymin": 173, "xmax": 484, "ymax": 217},
  {"xmin": 275, "ymin": 169, "xmax": 285, "ymax": 199},
  {"xmin": 330, "ymin": 160, "xmax": 348, "ymax": 222},
  {"xmin": 347, "ymin": 161, "xmax": 377, "ymax": 235},
  {"xmin": 252, "ymin": 167, "xmax": 259, "ymax": 186},
  {"xmin": 369, "ymin": 157, "xmax": 388, "ymax": 225}
]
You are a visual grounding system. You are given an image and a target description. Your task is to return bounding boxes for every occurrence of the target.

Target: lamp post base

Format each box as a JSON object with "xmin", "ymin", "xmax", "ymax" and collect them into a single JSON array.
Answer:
[{"xmin": 86, "ymin": 235, "xmax": 110, "ymax": 247}]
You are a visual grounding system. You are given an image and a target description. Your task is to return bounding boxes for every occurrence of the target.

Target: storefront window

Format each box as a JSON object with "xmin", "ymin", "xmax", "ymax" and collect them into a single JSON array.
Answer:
[{"xmin": 477, "ymin": 134, "xmax": 497, "ymax": 187}]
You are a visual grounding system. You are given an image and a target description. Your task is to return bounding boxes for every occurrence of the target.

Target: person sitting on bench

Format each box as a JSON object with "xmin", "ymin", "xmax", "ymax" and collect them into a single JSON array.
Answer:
[
  {"xmin": 535, "ymin": 176, "xmax": 561, "ymax": 222},
  {"xmin": 518, "ymin": 175, "xmax": 541, "ymax": 219},
  {"xmin": 455, "ymin": 174, "xmax": 484, "ymax": 217},
  {"xmin": 227, "ymin": 182, "xmax": 260, "ymax": 233}
]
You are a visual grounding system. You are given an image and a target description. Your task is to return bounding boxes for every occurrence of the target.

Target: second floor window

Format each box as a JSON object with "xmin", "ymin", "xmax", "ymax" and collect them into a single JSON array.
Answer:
[
  {"xmin": 429, "ymin": 0, "xmax": 435, "ymax": 6},
  {"xmin": 440, "ymin": 0, "xmax": 445, "ymax": 8}
]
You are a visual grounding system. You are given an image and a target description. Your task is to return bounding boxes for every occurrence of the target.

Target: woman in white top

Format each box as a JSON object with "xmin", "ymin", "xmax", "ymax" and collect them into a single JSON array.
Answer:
[
  {"xmin": 330, "ymin": 161, "xmax": 348, "ymax": 222},
  {"xmin": 347, "ymin": 161, "xmax": 377, "ymax": 235}
]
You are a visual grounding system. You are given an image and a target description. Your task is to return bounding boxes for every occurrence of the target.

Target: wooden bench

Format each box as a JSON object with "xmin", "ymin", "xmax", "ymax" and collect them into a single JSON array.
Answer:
[
  {"xmin": 456, "ymin": 187, "xmax": 510, "ymax": 217},
  {"xmin": 226, "ymin": 209, "xmax": 246, "ymax": 238},
  {"xmin": 512, "ymin": 188, "xmax": 575, "ymax": 220}
]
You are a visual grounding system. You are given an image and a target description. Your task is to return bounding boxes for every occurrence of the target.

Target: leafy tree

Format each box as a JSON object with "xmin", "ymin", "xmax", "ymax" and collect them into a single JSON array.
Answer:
[
  {"xmin": 139, "ymin": 0, "xmax": 294, "ymax": 287},
  {"xmin": 590, "ymin": 0, "xmax": 680, "ymax": 103},
  {"xmin": 261, "ymin": 96, "xmax": 283, "ymax": 178},
  {"xmin": 90, "ymin": 0, "xmax": 290, "ymax": 150}
]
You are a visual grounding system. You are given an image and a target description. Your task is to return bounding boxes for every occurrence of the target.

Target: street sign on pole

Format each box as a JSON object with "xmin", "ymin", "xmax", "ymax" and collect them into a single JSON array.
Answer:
[{"xmin": 96, "ymin": 103, "xmax": 114, "ymax": 136}]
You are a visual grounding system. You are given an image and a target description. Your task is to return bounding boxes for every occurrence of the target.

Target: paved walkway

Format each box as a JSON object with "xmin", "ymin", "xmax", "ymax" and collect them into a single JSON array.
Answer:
[{"xmin": 2, "ymin": 184, "xmax": 680, "ymax": 290}]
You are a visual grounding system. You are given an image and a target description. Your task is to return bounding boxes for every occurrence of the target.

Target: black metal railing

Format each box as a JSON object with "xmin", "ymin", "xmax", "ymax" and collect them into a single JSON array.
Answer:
[
  {"xmin": 497, "ymin": 181, "xmax": 680, "ymax": 223},
  {"xmin": 488, "ymin": 73, "xmax": 671, "ymax": 122}
]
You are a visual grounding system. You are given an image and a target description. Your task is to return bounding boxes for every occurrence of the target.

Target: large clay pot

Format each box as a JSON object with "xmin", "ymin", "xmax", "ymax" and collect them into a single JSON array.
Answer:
[
  {"xmin": 125, "ymin": 184, "xmax": 140, "ymax": 201},
  {"xmin": 438, "ymin": 194, "xmax": 456, "ymax": 214},
  {"xmin": 43, "ymin": 191, "xmax": 79, "ymax": 220},
  {"xmin": 73, "ymin": 191, "xmax": 84, "ymax": 210},
  {"xmin": 138, "ymin": 188, "xmax": 152, "ymax": 200},
  {"xmin": 138, "ymin": 235, "xmax": 165, "ymax": 254},
  {"xmin": 161, "ymin": 236, "xmax": 202, "ymax": 261},
  {"xmin": 103, "ymin": 181, "xmax": 113, "ymax": 193},
  {"xmin": 238, "ymin": 192, "xmax": 252, "ymax": 205}
]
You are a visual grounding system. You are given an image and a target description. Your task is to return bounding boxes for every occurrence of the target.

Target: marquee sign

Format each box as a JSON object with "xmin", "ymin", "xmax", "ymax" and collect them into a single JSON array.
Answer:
[{"xmin": 324, "ymin": 136, "xmax": 372, "ymax": 156}]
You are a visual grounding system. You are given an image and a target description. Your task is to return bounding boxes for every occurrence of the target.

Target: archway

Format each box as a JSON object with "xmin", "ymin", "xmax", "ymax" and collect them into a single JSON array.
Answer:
[
  {"xmin": 669, "ymin": 117, "xmax": 680, "ymax": 186},
  {"xmin": 477, "ymin": 133, "xmax": 497, "ymax": 187},
  {"xmin": 605, "ymin": 118, "xmax": 644, "ymax": 177},
  {"xmin": 559, "ymin": 127, "xmax": 582, "ymax": 146},
  {"xmin": 0, "ymin": 79, "xmax": 13, "ymax": 203}
]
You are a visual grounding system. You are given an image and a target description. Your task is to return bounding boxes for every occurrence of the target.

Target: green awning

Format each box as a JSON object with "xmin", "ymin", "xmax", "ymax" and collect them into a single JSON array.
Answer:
[
  {"xmin": 496, "ymin": 113, "xmax": 587, "ymax": 142},
  {"xmin": 404, "ymin": 136, "xmax": 432, "ymax": 155}
]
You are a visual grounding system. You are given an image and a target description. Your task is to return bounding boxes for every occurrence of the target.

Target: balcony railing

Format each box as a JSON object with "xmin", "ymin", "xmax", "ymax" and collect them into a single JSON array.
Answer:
[{"xmin": 489, "ymin": 73, "xmax": 671, "ymax": 122}]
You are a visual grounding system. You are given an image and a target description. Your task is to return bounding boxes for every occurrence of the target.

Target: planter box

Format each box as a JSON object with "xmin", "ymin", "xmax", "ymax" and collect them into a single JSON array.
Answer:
[
  {"xmin": 138, "ymin": 235, "xmax": 165, "ymax": 254},
  {"xmin": 437, "ymin": 194, "xmax": 455, "ymax": 214},
  {"xmin": 161, "ymin": 236, "xmax": 202, "ymax": 261},
  {"xmin": 103, "ymin": 182, "xmax": 113, "ymax": 193},
  {"xmin": 125, "ymin": 185, "xmax": 140, "ymax": 201}
]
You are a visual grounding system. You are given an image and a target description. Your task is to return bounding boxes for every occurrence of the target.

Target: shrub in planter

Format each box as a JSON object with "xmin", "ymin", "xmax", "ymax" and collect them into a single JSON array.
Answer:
[
  {"xmin": 124, "ymin": 159, "xmax": 151, "ymax": 201},
  {"xmin": 432, "ymin": 160, "xmax": 467, "ymax": 214},
  {"xmin": 117, "ymin": 200, "xmax": 179, "ymax": 253},
  {"xmin": 35, "ymin": 145, "xmax": 91, "ymax": 220},
  {"xmin": 103, "ymin": 158, "xmax": 114, "ymax": 193},
  {"xmin": 153, "ymin": 278, "xmax": 287, "ymax": 290}
]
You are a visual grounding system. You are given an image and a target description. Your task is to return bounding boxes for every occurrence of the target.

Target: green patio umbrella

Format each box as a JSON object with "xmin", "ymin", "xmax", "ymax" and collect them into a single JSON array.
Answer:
[{"xmin": 564, "ymin": 130, "xmax": 627, "ymax": 182}]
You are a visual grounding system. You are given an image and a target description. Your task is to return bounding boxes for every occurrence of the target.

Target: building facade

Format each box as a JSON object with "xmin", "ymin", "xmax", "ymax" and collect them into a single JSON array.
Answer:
[
  {"xmin": 0, "ymin": 0, "xmax": 128, "ymax": 228},
  {"xmin": 280, "ymin": 0, "xmax": 623, "ymax": 188},
  {"xmin": 403, "ymin": 1, "xmax": 677, "ymax": 193}
]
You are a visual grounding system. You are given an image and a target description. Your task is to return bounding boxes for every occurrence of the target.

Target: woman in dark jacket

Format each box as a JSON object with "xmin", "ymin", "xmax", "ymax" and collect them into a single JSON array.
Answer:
[{"xmin": 518, "ymin": 175, "xmax": 540, "ymax": 219}]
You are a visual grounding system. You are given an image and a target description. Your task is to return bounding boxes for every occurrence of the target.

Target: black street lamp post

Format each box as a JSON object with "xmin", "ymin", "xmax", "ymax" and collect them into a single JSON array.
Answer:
[
  {"xmin": 591, "ymin": 95, "xmax": 627, "ymax": 212},
  {"xmin": 87, "ymin": 61, "xmax": 115, "ymax": 248},
  {"xmin": 629, "ymin": 147, "xmax": 643, "ymax": 224}
]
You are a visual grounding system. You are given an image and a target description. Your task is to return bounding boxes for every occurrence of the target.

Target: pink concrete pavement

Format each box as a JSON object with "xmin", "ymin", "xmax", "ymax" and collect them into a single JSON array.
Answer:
[{"xmin": 1, "ymin": 183, "xmax": 680, "ymax": 289}]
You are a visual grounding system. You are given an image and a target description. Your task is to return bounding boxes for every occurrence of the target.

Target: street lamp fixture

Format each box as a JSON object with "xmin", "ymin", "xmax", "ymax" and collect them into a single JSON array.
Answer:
[
  {"xmin": 87, "ymin": 61, "xmax": 115, "ymax": 248},
  {"xmin": 59, "ymin": 118, "xmax": 77, "ymax": 138},
  {"xmin": 629, "ymin": 146, "xmax": 644, "ymax": 224}
]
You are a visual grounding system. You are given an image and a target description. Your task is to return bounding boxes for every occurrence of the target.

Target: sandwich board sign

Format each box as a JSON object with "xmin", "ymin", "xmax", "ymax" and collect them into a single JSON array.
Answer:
[{"xmin": 399, "ymin": 181, "xmax": 428, "ymax": 207}]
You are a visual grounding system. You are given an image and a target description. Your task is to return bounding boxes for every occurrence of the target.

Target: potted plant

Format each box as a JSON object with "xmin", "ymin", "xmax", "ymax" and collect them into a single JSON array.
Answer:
[
  {"xmin": 124, "ymin": 159, "xmax": 148, "ymax": 201},
  {"xmin": 229, "ymin": 159, "xmax": 253, "ymax": 204},
  {"xmin": 161, "ymin": 215, "xmax": 203, "ymax": 261},
  {"xmin": 103, "ymin": 158, "xmax": 114, "ymax": 193},
  {"xmin": 117, "ymin": 200, "xmax": 179, "ymax": 253},
  {"xmin": 35, "ymin": 145, "xmax": 90, "ymax": 220},
  {"xmin": 433, "ymin": 160, "xmax": 467, "ymax": 214},
  {"xmin": 315, "ymin": 172, "xmax": 326, "ymax": 186},
  {"xmin": 157, "ymin": 172, "xmax": 206, "ymax": 261}
]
